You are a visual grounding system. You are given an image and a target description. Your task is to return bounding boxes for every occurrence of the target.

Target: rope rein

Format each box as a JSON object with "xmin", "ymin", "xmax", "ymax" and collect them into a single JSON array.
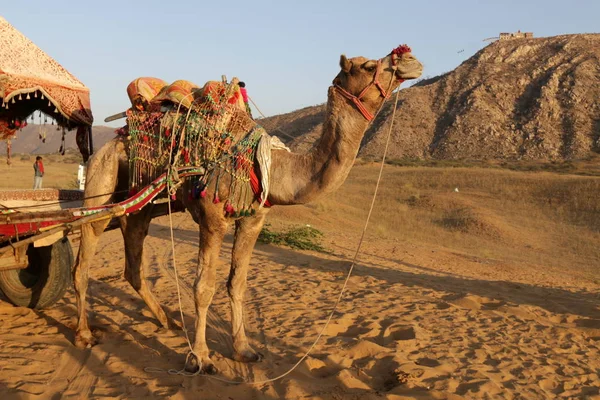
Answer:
[
  {"xmin": 146, "ymin": 70, "xmax": 404, "ymax": 384},
  {"xmin": 247, "ymin": 96, "xmax": 297, "ymax": 141}
]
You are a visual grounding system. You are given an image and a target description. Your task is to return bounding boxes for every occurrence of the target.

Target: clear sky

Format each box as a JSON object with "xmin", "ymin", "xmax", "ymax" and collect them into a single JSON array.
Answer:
[{"xmin": 2, "ymin": 0, "xmax": 598, "ymax": 127}]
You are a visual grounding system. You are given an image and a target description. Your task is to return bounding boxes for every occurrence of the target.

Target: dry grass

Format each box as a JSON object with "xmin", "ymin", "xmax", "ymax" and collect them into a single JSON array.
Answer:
[
  {"xmin": 269, "ymin": 164, "xmax": 600, "ymax": 283},
  {"xmin": 2, "ymin": 157, "xmax": 597, "ymax": 283},
  {"xmin": 383, "ymin": 153, "xmax": 600, "ymax": 176},
  {"xmin": 0, "ymin": 156, "xmax": 80, "ymax": 190}
]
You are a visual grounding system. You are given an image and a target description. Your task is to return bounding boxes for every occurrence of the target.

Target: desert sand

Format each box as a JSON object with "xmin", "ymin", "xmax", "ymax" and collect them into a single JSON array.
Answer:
[{"xmin": 0, "ymin": 162, "xmax": 599, "ymax": 399}]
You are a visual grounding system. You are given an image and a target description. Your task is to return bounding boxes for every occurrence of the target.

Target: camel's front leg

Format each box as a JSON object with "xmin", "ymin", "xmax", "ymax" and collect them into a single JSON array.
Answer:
[
  {"xmin": 120, "ymin": 207, "xmax": 175, "ymax": 329},
  {"xmin": 186, "ymin": 210, "xmax": 228, "ymax": 375},
  {"xmin": 228, "ymin": 209, "xmax": 268, "ymax": 362},
  {"xmin": 72, "ymin": 139, "xmax": 125, "ymax": 348}
]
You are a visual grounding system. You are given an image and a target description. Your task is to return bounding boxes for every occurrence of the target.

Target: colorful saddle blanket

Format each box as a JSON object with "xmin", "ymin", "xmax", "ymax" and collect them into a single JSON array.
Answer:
[{"xmin": 125, "ymin": 77, "xmax": 262, "ymax": 216}]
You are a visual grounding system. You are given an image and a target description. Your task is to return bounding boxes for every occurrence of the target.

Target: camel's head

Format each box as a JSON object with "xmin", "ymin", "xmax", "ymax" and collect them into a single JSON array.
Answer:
[{"xmin": 332, "ymin": 45, "xmax": 423, "ymax": 121}]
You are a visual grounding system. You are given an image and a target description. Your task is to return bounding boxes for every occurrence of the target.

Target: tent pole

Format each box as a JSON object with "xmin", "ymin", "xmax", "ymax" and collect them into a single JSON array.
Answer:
[{"xmin": 88, "ymin": 125, "xmax": 94, "ymax": 156}]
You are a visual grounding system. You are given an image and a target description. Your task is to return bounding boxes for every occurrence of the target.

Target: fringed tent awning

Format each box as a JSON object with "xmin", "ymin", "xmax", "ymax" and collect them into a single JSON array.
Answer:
[{"xmin": 0, "ymin": 16, "xmax": 93, "ymax": 141}]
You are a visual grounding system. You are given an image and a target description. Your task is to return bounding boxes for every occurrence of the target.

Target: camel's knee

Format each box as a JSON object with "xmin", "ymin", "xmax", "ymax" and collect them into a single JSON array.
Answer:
[
  {"xmin": 226, "ymin": 268, "xmax": 247, "ymax": 298},
  {"xmin": 196, "ymin": 289, "xmax": 216, "ymax": 308},
  {"xmin": 226, "ymin": 280, "xmax": 246, "ymax": 302},
  {"xmin": 124, "ymin": 267, "xmax": 143, "ymax": 291},
  {"xmin": 194, "ymin": 278, "xmax": 217, "ymax": 307},
  {"xmin": 72, "ymin": 263, "xmax": 89, "ymax": 291}
]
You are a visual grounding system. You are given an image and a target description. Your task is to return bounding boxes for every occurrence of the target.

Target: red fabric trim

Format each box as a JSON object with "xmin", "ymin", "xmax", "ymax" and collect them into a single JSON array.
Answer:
[
  {"xmin": 0, "ymin": 220, "xmax": 67, "ymax": 239},
  {"xmin": 249, "ymin": 167, "xmax": 271, "ymax": 207}
]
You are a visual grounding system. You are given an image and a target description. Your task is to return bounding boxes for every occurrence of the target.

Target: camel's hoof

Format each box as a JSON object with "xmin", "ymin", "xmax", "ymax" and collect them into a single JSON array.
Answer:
[
  {"xmin": 74, "ymin": 331, "xmax": 97, "ymax": 349},
  {"xmin": 234, "ymin": 348, "xmax": 264, "ymax": 363},
  {"xmin": 184, "ymin": 354, "xmax": 218, "ymax": 375},
  {"xmin": 202, "ymin": 363, "xmax": 218, "ymax": 375}
]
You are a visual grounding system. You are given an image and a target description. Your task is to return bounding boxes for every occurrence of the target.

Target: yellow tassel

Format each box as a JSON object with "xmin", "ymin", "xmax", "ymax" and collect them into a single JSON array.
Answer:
[
  {"xmin": 54, "ymin": 107, "xmax": 59, "ymax": 113},
  {"xmin": 48, "ymin": 101, "xmax": 51, "ymax": 106},
  {"xmin": 41, "ymin": 94, "xmax": 45, "ymax": 100},
  {"xmin": 26, "ymin": 93, "xmax": 30, "ymax": 100},
  {"xmin": 34, "ymin": 91, "xmax": 38, "ymax": 98},
  {"xmin": 18, "ymin": 94, "xmax": 22, "ymax": 100},
  {"xmin": 11, "ymin": 97, "xmax": 15, "ymax": 103}
]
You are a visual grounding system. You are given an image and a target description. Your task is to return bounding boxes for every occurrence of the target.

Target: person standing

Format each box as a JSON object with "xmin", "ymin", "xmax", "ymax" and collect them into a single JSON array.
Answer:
[{"xmin": 33, "ymin": 156, "xmax": 44, "ymax": 189}]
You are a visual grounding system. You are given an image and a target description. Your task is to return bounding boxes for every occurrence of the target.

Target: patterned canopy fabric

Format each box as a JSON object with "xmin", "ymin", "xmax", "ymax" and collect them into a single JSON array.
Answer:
[{"xmin": 0, "ymin": 17, "xmax": 93, "ymax": 140}]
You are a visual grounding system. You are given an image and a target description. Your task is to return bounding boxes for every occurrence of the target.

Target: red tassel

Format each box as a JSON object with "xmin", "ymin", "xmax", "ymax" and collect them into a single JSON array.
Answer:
[
  {"xmin": 392, "ymin": 44, "xmax": 412, "ymax": 55},
  {"xmin": 200, "ymin": 189, "xmax": 207, "ymax": 198},
  {"xmin": 213, "ymin": 194, "xmax": 220, "ymax": 204}
]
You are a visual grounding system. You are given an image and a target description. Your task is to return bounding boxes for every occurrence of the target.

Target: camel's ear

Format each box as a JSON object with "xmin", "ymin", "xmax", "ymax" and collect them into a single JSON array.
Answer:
[{"xmin": 339, "ymin": 54, "xmax": 351, "ymax": 73}]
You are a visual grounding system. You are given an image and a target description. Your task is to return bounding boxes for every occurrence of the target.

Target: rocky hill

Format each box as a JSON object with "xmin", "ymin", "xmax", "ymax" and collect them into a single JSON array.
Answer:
[
  {"xmin": 0, "ymin": 125, "xmax": 116, "ymax": 156},
  {"xmin": 4, "ymin": 35, "xmax": 598, "ymax": 162},
  {"xmin": 261, "ymin": 34, "xmax": 600, "ymax": 161}
]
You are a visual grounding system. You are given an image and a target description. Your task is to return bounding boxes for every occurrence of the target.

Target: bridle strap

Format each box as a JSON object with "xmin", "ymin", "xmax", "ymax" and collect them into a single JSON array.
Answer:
[
  {"xmin": 334, "ymin": 85, "xmax": 378, "ymax": 121},
  {"xmin": 334, "ymin": 58, "xmax": 404, "ymax": 122}
]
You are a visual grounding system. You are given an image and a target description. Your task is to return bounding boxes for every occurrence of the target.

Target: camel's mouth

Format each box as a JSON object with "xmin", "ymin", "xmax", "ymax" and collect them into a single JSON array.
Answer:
[
  {"xmin": 396, "ymin": 67, "xmax": 423, "ymax": 80},
  {"xmin": 393, "ymin": 54, "xmax": 423, "ymax": 80}
]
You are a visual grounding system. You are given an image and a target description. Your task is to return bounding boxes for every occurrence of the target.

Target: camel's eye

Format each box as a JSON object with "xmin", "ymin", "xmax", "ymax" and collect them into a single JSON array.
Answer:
[{"xmin": 362, "ymin": 61, "xmax": 377, "ymax": 72}]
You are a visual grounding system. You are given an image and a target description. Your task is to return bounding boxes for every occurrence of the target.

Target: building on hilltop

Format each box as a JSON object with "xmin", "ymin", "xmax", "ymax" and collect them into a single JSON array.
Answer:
[{"xmin": 499, "ymin": 30, "xmax": 534, "ymax": 40}]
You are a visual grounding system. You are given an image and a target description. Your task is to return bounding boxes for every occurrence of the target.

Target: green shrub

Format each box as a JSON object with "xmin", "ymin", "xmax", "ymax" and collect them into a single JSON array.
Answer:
[{"xmin": 258, "ymin": 224, "xmax": 326, "ymax": 252}]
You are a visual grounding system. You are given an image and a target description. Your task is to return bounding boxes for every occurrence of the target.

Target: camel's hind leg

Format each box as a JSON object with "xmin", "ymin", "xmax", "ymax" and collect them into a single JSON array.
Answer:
[
  {"xmin": 73, "ymin": 139, "xmax": 126, "ymax": 348},
  {"xmin": 120, "ymin": 207, "xmax": 174, "ymax": 329}
]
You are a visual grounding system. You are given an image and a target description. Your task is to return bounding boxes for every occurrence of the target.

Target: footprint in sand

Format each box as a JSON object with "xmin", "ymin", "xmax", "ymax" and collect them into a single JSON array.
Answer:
[{"xmin": 382, "ymin": 324, "xmax": 417, "ymax": 346}]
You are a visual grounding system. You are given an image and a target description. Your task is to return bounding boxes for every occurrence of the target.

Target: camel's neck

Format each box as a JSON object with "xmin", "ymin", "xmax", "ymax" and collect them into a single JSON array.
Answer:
[{"xmin": 267, "ymin": 87, "xmax": 375, "ymax": 205}]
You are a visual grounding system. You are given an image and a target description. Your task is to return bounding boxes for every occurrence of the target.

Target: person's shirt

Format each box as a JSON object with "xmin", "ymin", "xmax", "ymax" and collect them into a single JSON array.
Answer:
[{"xmin": 33, "ymin": 161, "xmax": 43, "ymax": 177}]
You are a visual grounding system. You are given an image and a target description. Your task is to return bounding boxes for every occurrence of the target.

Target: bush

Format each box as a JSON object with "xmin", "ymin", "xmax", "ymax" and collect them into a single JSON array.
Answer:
[
  {"xmin": 437, "ymin": 208, "xmax": 478, "ymax": 232},
  {"xmin": 258, "ymin": 224, "xmax": 326, "ymax": 252}
]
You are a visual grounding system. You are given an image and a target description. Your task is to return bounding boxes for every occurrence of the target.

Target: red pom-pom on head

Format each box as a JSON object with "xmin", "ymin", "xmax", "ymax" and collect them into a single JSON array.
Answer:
[{"xmin": 391, "ymin": 44, "xmax": 412, "ymax": 56}]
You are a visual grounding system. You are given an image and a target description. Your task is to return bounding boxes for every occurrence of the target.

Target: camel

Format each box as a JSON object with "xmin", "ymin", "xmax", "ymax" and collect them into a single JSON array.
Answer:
[{"xmin": 72, "ymin": 45, "xmax": 423, "ymax": 374}]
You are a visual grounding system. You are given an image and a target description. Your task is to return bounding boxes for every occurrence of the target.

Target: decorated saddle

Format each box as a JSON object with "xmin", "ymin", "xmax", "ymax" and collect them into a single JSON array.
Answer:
[{"xmin": 124, "ymin": 76, "xmax": 284, "ymax": 216}]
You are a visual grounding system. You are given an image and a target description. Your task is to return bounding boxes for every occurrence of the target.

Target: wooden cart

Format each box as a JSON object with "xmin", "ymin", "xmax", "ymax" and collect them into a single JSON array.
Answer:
[
  {"xmin": 0, "ymin": 16, "xmax": 114, "ymax": 308},
  {"xmin": 0, "ymin": 167, "xmax": 199, "ymax": 308}
]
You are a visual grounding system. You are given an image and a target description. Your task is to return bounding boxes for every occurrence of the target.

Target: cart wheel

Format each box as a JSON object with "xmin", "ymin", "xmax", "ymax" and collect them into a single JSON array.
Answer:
[{"xmin": 0, "ymin": 237, "xmax": 73, "ymax": 309}]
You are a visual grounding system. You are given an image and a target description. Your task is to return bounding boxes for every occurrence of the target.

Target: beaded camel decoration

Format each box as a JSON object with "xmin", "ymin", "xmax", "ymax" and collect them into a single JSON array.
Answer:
[{"xmin": 126, "ymin": 78, "xmax": 265, "ymax": 217}]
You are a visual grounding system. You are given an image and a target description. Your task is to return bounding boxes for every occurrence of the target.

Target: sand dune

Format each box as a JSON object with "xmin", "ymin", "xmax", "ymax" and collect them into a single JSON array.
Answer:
[{"xmin": 1, "ymin": 209, "xmax": 598, "ymax": 399}]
